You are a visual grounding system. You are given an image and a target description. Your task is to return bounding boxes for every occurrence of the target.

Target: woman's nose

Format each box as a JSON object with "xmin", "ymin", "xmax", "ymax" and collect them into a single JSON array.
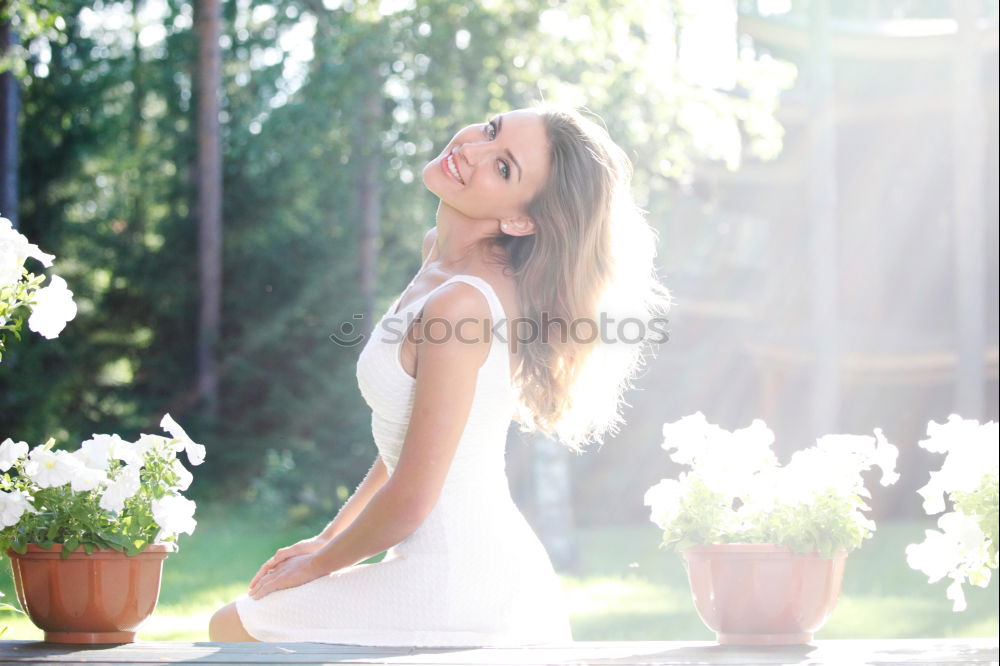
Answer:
[{"xmin": 456, "ymin": 140, "xmax": 488, "ymax": 165}]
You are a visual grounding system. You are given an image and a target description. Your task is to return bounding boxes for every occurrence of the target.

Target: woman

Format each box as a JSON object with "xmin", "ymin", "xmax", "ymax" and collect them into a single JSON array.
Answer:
[{"xmin": 209, "ymin": 106, "xmax": 670, "ymax": 645}]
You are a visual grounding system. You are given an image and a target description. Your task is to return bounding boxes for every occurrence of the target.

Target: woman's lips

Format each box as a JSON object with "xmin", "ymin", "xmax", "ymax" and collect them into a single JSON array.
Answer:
[{"xmin": 441, "ymin": 151, "xmax": 464, "ymax": 184}]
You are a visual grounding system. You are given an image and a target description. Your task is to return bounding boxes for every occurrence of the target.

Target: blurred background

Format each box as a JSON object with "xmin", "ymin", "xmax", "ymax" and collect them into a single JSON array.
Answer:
[{"xmin": 1, "ymin": 0, "xmax": 998, "ymax": 640}]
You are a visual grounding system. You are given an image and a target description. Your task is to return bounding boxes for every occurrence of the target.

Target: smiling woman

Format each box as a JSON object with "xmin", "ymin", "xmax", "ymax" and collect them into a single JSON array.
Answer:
[{"xmin": 208, "ymin": 105, "xmax": 670, "ymax": 647}]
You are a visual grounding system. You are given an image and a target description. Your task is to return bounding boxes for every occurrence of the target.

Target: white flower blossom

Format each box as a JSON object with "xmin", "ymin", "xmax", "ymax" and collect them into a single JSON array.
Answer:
[
  {"xmin": 25, "ymin": 448, "xmax": 82, "ymax": 488},
  {"xmin": 0, "ymin": 438, "xmax": 29, "ymax": 472},
  {"xmin": 170, "ymin": 459, "xmax": 193, "ymax": 491},
  {"xmin": 27, "ymin": 274, "xmax": 77, "ymax": 340},
  {"xmin": 647, "ymin": 414, "xmax": 898, "ymax": 555},
  {"xmin": 75, "ymin": 434, "xmax": 118, "ymax": 470},
  {"xmin": 151, "ymin": 494, "xmax": 198, "ymax": 542},
  {"xmin": 133, "ymin": 433, "xmax": 174, "ymax": 460},
  {"xmin": 661, "ymin": 412, "xmax": 727, "ymax": 465},
  {"xmin": 906, "ymin": 527, "xmax": 964, "ymax": 584},
  {"xmin": 98, "ymin": 465, "xmax": 142, "ymax": 514},
  {"xmin": 946, "ymin": 577, "xmax": 968, "ymax": 613},
  {"xmin": 160, "ymin": 413, "xmax": 206, "ymax": 466},
  {"xmin": 916, "ymin": 416, "xmax": 996, "ymax": 515},
  {"xmin": 661, "ymin": 413, "xmax": 776, "ymax": 499},
  {"xmin": 70, "ymin": 465, "xmax": 108, "ymax": 493},
  {"xmin": 909, "ymin": 416, "xmax": 997, "ymax": 609},
  {"xmin": 0, "ymin": 489, "xmax": 32, "ymax": 529},
  {"xmin": 1, "ymin": 216, "xmax": 55, "ymax": 288},
  {"xmin": 872, "ymin": 428, "xmax": 900, "ymax": 486},
  {"xmin": 643, "ymin": 478, "xmax": 683, "ymax": 530},
  {"xmin": 77, "ymin": 433, "xmax": 142, "ymax": 468}
]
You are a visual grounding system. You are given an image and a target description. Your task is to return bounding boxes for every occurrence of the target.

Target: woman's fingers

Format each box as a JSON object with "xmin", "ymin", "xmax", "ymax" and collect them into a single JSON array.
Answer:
[
  {"xmin": 250, "ymin": 568, "xmax": 284, "ymax": 600},
  {"xmin": 249, "ymin": 556, "xmax": 277, "ymax": 589},
  {"xmin": 247, "ymin": 554, "xmax": 320, "ymax": 601}
]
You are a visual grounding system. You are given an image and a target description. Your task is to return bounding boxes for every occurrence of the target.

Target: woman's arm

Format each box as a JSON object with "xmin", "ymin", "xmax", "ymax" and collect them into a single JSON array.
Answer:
[
  {"xmin": 311, "ymin": 226, "xmax": 437, "ymax": 542},
  {"xmin": 248, "ymin": 227, "xmax": 439, "ymax": 591},
  {"xmin": 317, "ymin": 455, "xmax": 389, "ymax": 541},
  {"xmin": 248, "ymin": 455, "xmax": 389, "ymax": 589},
  {"xmin": 249, "ymin": 282, "xmax": 491, "ymax": 599}
]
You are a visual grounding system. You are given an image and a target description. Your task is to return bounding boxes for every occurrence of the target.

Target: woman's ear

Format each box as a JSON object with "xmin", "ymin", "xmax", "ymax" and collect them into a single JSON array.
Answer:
[{"xmin": 499, "ymin": 216, "xmax": 536, "ymax": 237}]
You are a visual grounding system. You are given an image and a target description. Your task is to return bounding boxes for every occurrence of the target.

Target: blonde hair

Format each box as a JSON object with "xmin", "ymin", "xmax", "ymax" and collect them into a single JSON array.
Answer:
[{"xmin": 479, "ymin": 106, "xmax": 671, "ymax": 453}]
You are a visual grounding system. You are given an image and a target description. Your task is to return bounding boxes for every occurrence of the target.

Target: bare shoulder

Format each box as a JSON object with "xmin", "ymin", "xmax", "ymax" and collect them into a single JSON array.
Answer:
[
  {"xmin": 421, "ymin": 280, "xmax": 493, "ymax": 325},
  {"xmin": 417, "ymin": 281, "xmax": 492, "ymax": 371}
]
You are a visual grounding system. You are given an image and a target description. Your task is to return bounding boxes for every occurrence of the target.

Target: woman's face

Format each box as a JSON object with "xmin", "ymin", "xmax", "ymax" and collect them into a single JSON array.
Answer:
[{"xmin": 422, "ymin": 109, "xmax": 550, "ymax": 225}]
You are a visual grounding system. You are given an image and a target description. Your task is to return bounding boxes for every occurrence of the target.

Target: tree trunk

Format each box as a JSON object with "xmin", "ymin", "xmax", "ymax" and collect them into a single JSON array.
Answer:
[
  {"xmin": 951, "ymin": 0, "xmax": 986, "ymax": 417},
  {"xmin": 806, "ymin": 0, "xmax": 840, "ymax": 436},
  {"xmin": 355, "ymin": 74, "xmax": 381, "ymax": 336},
  {"xmin": 195, "ymin": 0, "xmax": 222, "ymax": 417},
  {"xmin": 531, "ymin": 433, "xmax": 579, "ymax": 574},
  {"xmin": 131, "ymin": 0, "xmax": 146, "ymax": 236},
  {"xmin": 0, "ymin": 2, "xmax": 19, "ymax": 227}
]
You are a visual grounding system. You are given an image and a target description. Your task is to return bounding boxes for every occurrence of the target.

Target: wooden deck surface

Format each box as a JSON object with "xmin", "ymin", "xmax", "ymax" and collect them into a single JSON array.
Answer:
[{"xmin": 0, "ymin": 638, "xmax": 997, "ymax": 665}]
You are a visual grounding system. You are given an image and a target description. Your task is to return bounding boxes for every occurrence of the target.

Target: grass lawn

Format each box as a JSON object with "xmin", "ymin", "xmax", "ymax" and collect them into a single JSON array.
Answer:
[{"xmin": 2, "ymin": 507, "xmax": 997, "ymax": 642}]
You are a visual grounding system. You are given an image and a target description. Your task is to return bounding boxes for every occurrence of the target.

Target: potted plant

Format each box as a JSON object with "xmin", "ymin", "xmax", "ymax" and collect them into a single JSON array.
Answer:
[
  {"xmin": 644, "ymin": 412, "xmax": 899, "ymax": 645},
  {"xmin": 0, "ymin": 414, "xmax": 205, "ymax": 643},
  {"xmin": 906, "ymin": 415, "xmax": 998, "ymax": 611}
]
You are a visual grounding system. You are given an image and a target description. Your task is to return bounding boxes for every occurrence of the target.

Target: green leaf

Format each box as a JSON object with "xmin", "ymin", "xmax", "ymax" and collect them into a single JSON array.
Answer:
[
  {"xmin": 98, "ymin": 532, "xmax": 127, "ymax": 548},
  {"xmin": 62, "ymin": 537, "xmax": 80, "ymax": 558}
]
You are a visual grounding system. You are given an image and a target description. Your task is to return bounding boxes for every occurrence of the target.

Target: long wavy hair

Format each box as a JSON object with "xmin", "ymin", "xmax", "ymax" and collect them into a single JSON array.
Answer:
[{"xmin": 477, "ymin": 106, "xmax": 671, "ymax": 453}]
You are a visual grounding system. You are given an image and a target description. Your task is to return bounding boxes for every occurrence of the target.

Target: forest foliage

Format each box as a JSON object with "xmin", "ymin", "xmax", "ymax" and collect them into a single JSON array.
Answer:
[{"xmin": 0, "ymin": 0, "xmax": 793, "ymax": 517}]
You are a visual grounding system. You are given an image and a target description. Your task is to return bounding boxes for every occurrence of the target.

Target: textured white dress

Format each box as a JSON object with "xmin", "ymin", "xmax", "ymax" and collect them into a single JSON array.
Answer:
[{"xmin": 235, "ymin": 273, "xmax": 574, "ymax": 646}]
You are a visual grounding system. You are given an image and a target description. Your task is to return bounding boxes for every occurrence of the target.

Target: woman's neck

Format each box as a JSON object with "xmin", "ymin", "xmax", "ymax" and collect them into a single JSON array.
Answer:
[{"xmin": 431, "ymin": 202, "xmax": 499, "ymax": 271}]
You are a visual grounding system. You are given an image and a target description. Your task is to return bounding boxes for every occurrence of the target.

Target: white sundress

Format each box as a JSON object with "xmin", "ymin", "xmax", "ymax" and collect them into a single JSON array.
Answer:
[{"xmin": 235, "ymin": 273, "xmax": 575, "ymax": 647}]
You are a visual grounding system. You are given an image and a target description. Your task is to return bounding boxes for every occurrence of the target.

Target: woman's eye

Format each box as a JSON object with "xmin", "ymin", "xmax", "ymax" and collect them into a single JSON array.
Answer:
[
  {"xmin": 485, "ymin": 121, "xmax": 497, "ymax": 140},
  {"xmin": 498, "ymin": 161, "xmax": 510, "ymax": 180}
]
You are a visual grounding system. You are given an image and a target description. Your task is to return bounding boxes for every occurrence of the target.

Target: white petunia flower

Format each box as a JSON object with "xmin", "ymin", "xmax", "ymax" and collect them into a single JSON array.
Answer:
[
  {"xmin": 75, "ymin": 434, "xmax": 124, "ymax": 470},
  {"xmin": 906, "ymin": 528, "xmax": 961, "ymax": 584},
  {"xmin": 0, "ymin": 489, "xmax": 32, "ymax": 529},
  {"xmin": 0, "ymin": 438, "xmax": 29, "ymax": 472},
  {"xmin": 98, "ymin": 465, "xmax": 141, "ymax": 514},
  {"xmin": 661, "ymin": 412, "xmax": 726, "ymax": 465},
  {"xmin": 160, "ymin": 413, "xmax": 206, "ymax": 466},
  {"xmin": 946, "ymin": 577, "xmax": 968, "ymax": 612},
  {"xmin": 25, "ymin": 448, "xmax": 82, "ymax": 488},
  {"xmin": 151, "ymin": 494, "xmax": 198, "ymax": 542},
  {"xmin": 660, "ymin": 413, "xmax": 777, "ymax": 500},
  {"xmin": 915, "ymin": 416, "xmax": 996, "ymax": 516},
  {"xmin": 872, "ymin": 427, "xmax": 900, "ymax": 486},
  {"xmin": 920, "ymin": 414, "xmax": 983, "ymax": 454},
  {"xmin": 133, "ymin": 433, "xmax": 174, "ymax": 460},
  {"xmin": 643, "ymin": 478, "xmax": 683, "ymax": 531},
  {"xmin": 1, "ymin": 216, "xmax": 55, "ymax": 288},
  {"xmin": 170, "ymin": 459, "xmax": 193, "ymax": 491},
  {"xmin": 70, "ymin": 465, "xmax": 108, "ymax": 493},
  {"xmin": 27, "ymin": 274, "xmax": 77, "ymax": 339}
]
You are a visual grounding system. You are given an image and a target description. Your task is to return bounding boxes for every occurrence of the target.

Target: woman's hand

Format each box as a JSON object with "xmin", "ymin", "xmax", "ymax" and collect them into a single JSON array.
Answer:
[
  {"xmin": 249, "ymin": 536, "xmax": 326, "ymax": 591},
  {"xmin": 248, "ymin": 552, "xmax": 325, "ymax": 600}
]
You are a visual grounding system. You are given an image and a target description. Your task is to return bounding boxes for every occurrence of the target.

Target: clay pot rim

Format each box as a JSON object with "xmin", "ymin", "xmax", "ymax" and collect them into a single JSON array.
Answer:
[
  {"xmin": 6, "ymin": 542, "xmax": 178, "ymax": 557},
  {"xmin": 681, "ymin": 543, "xmax": 848, "ymax": 558}
]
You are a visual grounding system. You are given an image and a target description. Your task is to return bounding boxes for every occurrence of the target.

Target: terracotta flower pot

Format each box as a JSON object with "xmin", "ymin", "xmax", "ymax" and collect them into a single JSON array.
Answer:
[
  {"xmin": 5, "ymin": 543, "xmax": 176, "ymax": 644},
  {"xmin": 682, "ymin": 543, "xmax": 846, "ymax": 646}
]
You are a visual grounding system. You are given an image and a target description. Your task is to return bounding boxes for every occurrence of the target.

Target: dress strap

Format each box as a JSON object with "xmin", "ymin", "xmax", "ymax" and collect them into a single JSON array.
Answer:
[
  {"xmin": 445, "ymin": 273, "xmax": 506, "ymax": 320},
  {"xmin": 426, "ymin": 275, "xmax": 508, "ymax": 357},
  {"xmin": 391, "ymin": 274, "xmax": 510, "ymax": 346}
]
